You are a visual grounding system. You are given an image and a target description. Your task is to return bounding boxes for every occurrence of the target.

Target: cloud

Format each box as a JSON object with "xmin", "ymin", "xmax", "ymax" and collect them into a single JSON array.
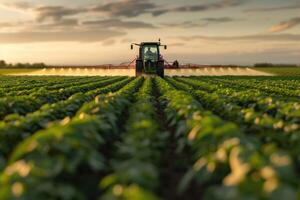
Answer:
[
  {"xmin": 0, "ymin": 1, "xmax": 33, "ymax": 15},
  {"xmin": 169, "ymin": 43, "xmax": 186, "ymax": 47},
  {"xmin": 90, "ymin": 0, "xmax": 156, "ymax": 17},
  {"xmin": 0, "ymin": 19, "xmax": 80, "ymax": 32},
  {"xmin": 0, "ymin": 20, "xmax": 33, "ymax": 31},
  {"xmin": 202, "ymin": 17, "xmax": 235, "ymax": 23},
  {"xmin": 34, "ymin": 6, "xmax": 85, "ymax": 22},
  {"xmin": 82, "ymin": 19, "xmax": 156, "ymax": 29},
  {"xmin": 176, "ymin": 34, "xmax": 300, "ymax": 42},
  {"xmin": 1, "ymin": 0, "xmax": 246, "ymax": 22},
  {"xmin": 269, "ymin": 17, "xmax": 300, "ymax": 33},
  {"xmin": 0, "ymin": 30, "xmax": 126, "ymax": 43},
  {"xmin": 88, "ymin": 0, "xmax": 246, "ymax": 18},
  {"xmin": 245, "ymin": 4, "xmax": 300, "ymax": 12},
  {"xmin": 7, "ymin": 1, "xmax": 32, "ymax": 10},
  {"xmin": 200, "ymin": 17, "xmax": 236, "ymax": 26},
  {"xmin": 0, "ymin": 22, "xmax": 17, "ymax": 28},
  {"xmin": 0, "ymin": 2, "xmax": 84, "ymax": 22},
  {"xmin": 160, "ymin": 21, "xmax": 200, "ymax": 28},
  {"xmin": 32, "ymin": 19, "xmax": 79, "ymax": 30},
  {"xmin": 153, "ymin": 0, "xmax": 246, "ymax": 16},
  {"xmin": 168, "ymin": 47, "xmax": 300, "ymax": 65},
  {"xmin": 0, "ymin": 0, "xmax": 246, "ymax": 44},
  {"xmin": 102, "ymin": 39, "xmax": 116, "ymax": 46},
  {"xmin": 3, "ymin": 1, "xmax": 154, "ymax": 20},
  {"xmin": 120, "ymin": 38, "xmax": 134, "ymax": 43},
  {"xmin": 161, "ymin": 17, "xmax": 236, "ymax": 28}
]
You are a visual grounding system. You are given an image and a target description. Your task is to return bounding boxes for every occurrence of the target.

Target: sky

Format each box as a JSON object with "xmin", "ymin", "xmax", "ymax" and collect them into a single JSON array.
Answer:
[{"xmin": 0, "ymin": 0, "xmax": 300, "ymax": 65}]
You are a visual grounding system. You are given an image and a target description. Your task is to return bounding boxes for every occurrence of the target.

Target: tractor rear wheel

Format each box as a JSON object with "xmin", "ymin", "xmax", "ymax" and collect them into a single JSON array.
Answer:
[
  {"xmin": 157, "ymin": 61, "xmax": 164, "ymax": 78},
  {"xmin": 136, "ymin": 60, "xmax": 143, "ymax": 77}
]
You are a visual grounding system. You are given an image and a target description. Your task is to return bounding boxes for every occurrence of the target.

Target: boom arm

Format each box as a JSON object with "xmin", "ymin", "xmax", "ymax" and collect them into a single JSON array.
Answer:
[{"xmin": 131, "ymin": 43, "xmax": 140, "ymax": 50}]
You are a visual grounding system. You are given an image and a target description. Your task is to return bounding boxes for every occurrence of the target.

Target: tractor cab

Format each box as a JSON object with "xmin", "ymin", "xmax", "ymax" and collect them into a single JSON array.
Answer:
[{"xmin": 131, "ymin": 40, "xmax": 167, "ymax": 77}]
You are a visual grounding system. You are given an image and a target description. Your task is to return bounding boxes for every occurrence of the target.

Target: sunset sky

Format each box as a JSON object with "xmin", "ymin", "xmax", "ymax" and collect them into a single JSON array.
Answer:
[{"xmin": 0, "ymin": 0, "xmax": 300, "ymax": 65}]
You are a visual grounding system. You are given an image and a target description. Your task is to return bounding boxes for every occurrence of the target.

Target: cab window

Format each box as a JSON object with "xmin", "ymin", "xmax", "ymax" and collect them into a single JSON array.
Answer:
[{"xmin": 143, "ymin": 45, "xmax": 158, "ymax": 62}]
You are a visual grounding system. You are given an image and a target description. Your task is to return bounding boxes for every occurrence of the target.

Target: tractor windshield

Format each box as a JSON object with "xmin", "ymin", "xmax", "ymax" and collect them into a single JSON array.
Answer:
[{"xmin": 143, "ymin": 45, "xmax": 158, "ymax": 62}]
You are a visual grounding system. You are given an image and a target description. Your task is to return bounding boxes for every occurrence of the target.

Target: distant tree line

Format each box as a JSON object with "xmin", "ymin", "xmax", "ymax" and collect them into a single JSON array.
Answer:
[
  {"xmin": 254, "ymin": 63, "xmax": 299, "ymax": 68},
  {"xmin": 0, "ymin": 60, "xmax": 47, "ymax": 68}
]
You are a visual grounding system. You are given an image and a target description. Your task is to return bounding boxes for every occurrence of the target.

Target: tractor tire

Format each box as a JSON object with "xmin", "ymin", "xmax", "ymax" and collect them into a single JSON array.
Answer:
[
  {"xmin": 157, "ymin": 61, "xmax": 164, "ymax": 78},
  {"xmin": 136, "ymin": 60, "xmax": 143, "ymax": 77}
]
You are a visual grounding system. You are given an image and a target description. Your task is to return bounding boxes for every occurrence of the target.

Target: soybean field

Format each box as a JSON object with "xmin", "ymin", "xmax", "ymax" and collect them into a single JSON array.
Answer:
[{"xmin": 0, "ymin": 75, "xmax": 300, "ymax": 200}]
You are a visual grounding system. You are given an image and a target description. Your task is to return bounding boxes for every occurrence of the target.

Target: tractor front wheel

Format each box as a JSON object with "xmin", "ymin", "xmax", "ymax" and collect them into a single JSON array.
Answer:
[
  {"xmin": 136, "ymin": 60, "xmax": 143, "ymax": 77},
  {"xmin": 157, "ymin": 61, "xmax": 164, "ymax": 78}
]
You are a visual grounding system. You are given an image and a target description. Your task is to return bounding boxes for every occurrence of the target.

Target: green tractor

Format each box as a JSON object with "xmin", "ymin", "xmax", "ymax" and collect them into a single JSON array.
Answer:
[{"xmin": 131, "ymin": 40, "xmax": 167, "ymax": 78}]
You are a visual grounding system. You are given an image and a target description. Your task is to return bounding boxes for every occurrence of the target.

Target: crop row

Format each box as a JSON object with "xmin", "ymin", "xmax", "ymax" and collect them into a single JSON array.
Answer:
[
  {"xmin": 166, "ymin": 78, "xmax": 300, "ymax": 158},
  {"xmin": 100, "ymin": 77, "xmax": 167, "ymax": 200},
  {"xmin": 175, "ymin": 77, "xmax": 300, "ymax": 123},
  {"xmin": 197, "ymin": 77, "xmax": 300, "ymax": 98},
  {"xmin": 0, "ymin": 77, "xmax": 143, "ymax": 199},
  {"xmin": 0, "ymin": 76, "xmax": 299, "ymax": 200},
  {"xmin": 0, "ymin": 76, "xmax": 100, "ymax": 97},
  {"xmin": 0, "ymin": 77, "xmax": 133, "ymax": 168},
  {"xmin": 0, "ymin": 76, "xmax": 124, "ymax": 119},
  {"xmin": 0, "ymin": 76, "xmax": 82, "ymax": 89},
  {"xmin": 158, "ymin": 77, "xmax": 299, "ymax": 199}
]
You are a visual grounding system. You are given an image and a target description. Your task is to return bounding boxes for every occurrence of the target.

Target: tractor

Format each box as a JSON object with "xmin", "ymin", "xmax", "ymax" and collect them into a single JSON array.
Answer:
[{"xmin": 131, "ymin": 40, "xmax": 167, "ymax": 78}]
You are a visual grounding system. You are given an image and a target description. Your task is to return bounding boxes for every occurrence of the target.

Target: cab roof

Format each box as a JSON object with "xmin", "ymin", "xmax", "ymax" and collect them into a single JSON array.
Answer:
[{"xmin": 140, "ymin": 42, "xmax": 160, "ymax": 46}]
